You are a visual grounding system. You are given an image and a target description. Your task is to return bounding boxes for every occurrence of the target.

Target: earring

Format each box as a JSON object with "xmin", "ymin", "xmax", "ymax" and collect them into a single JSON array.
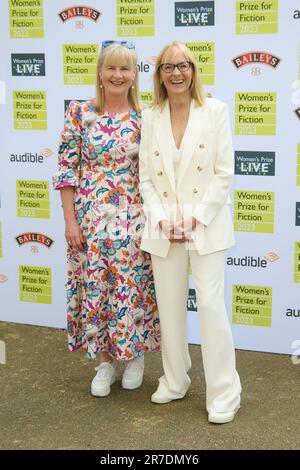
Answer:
[{"xmin": 131, "ymin": 85, "xmax": 134, "ymax": 90}]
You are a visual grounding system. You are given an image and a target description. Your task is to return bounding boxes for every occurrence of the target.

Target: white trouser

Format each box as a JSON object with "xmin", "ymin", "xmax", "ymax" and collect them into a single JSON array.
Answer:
[{"xmin": 151, "ymin": 244, "xmax": 241, "ymax": 413}]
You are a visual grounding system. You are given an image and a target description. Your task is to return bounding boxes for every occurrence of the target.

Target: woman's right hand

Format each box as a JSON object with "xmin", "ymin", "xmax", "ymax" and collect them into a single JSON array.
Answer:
[{"xmin": 65, "ymin": 218, "xmax": 85, "ymax": 251}]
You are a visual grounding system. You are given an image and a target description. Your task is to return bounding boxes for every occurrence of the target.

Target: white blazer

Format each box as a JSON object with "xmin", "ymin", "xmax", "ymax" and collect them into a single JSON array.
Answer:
[{"xmin": 139, "ymin": 98, "xmax": 235, "ymax": 258}]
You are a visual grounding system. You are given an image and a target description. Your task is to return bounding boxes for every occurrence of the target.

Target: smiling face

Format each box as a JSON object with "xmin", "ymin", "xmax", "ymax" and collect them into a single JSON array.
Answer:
[
  {"xmin": 159, "ymin": 46, "xmax": 193, "ymax": 100},
  {"xmin": 99, "ymin": 48, "xmax": 136, "ymax": 100}
]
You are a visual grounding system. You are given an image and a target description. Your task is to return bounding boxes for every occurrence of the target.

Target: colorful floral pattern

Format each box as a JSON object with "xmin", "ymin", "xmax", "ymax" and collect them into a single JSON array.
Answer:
[{"xmin": 53, "ymin": 100, "xmax": 160, "ymax": 360}]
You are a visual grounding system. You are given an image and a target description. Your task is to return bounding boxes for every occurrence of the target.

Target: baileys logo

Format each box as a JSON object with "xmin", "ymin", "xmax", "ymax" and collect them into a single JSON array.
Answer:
[
  {"xmin": 15, "ymin": 233, "xmax": 53, "ymax": 248},
  {"xmin": 232, "ymin": 51, "xmax": 280, "ymax": 69},
  {"xmin": 58, "ymin": 6, "xmax": 101, "ymax": 22}
]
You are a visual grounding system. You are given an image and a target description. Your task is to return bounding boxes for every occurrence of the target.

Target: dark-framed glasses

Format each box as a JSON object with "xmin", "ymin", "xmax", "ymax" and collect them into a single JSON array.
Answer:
[
  {"xmin": 102, "ymin": 40, "xmax": 135, "ymax": 50},
  {"xmin": 160, "ymin": 61, "xmax": 192, "ymax": 73}
]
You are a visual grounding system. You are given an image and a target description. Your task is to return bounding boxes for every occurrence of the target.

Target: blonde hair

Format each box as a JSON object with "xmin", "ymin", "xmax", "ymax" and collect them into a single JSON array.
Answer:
[
  {"xmin": 153, "ymin": 41, "xmax": 206, "ymax": 110},
  {"xmin": 95, "ymin": 43, "xmax": 141, "ymax": 113}
]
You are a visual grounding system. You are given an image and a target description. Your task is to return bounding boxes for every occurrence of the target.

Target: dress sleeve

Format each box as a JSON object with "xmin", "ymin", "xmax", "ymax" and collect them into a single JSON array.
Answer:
[{"xmin": 52, "ymin": 100, "xmax": 82, "ymax": 190}]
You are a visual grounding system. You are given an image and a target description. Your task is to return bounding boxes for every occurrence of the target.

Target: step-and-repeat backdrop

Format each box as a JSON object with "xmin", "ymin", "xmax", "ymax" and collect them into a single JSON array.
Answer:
[{"xmin": 0, "ymin": 0, "xmax": 299, "ymax": 354}]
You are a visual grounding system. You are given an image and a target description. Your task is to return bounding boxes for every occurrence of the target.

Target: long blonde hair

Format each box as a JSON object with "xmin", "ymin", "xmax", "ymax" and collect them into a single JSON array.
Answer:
[
  {"xmin": 95, "ymin": 43, "xmax": 141, "ymax": 113},
  {"xmin": 153, "ymin": 41, "xmax": 206, "ymax": 110}
]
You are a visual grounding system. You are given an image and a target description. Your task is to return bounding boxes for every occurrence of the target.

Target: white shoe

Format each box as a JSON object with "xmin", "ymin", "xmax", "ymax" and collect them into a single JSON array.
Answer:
[
  {"xmin": 151, "ymin": 386, "xmax": 185, "ymax": 404},
  {"xmin": 151, "ymin": 390, "xmax": 174, "ymax": 404},
  {"xmin": 122, "ymin": 356, "xmax": 144, "ymax": 390},
  {"xmin": 91, "ymin": 362, "xmax": 116, "ymax": 397},
  {"xmin": 208, "ymin": 405, "xmax": 240, "ymax": 424}
]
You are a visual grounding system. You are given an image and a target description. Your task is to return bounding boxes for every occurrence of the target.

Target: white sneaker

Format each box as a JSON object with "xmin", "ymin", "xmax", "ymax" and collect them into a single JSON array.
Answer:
[
  {"xmin": 91, "ymin": 362, "xmax": 116, "ymax": 397},
  {"xmin": 122, "ymin": 356, "xmax": 144, "ymax": 390},
  {"xmin": 208, "ymin": 405, "xmax": 240, "ymax": 424}
]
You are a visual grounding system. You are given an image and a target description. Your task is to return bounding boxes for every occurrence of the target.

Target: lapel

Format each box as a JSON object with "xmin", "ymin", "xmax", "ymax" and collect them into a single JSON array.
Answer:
[
  {"xmin": 153, "ymin": 100, "xmax": 207, "ymax": 191},
  {"xmin": 177, "ymin": 100, "xmax": 206, "ymax": 187},
  {"xmin": 153, "ymin": 101, "xmax": 176, "ymax": 191}
]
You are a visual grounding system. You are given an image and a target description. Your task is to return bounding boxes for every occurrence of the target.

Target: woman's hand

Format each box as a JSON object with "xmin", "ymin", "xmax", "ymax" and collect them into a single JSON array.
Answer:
[
  {"xmin": 60, "ymin": 187, "xmax": 84, "ymax": 251},
  {"xmin": 159, "ymin": 220, "xmax": 175, "ymax": 241},
  {"xmin": 172, "ymin": 218, "xmax": 198, "ymax": 242},
  {"xmin": 159, "ymin": 219, "xmax": 186, "ymax": 243},
  {"xmin": 65, "ymin": 217, "xmax": 85, "ymax": 251}
]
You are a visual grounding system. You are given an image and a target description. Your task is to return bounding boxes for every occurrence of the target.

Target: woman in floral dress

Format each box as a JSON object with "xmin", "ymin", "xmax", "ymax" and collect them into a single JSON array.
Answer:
[{"xmin": 53, "ymin": 41, "xmax": 160, "ymax": 397}]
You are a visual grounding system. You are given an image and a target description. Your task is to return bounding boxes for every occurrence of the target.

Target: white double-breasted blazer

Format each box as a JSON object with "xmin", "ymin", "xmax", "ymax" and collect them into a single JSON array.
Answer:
[{"xmin": 139, "ymin": 97, "xmax": 235, "ymax": 258}]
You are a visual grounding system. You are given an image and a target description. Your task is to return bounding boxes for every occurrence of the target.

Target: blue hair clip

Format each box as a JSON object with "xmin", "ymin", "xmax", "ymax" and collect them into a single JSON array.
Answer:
[{"xmin": 101, "ymin": 40, "xmax": 135, "ymax": 50}]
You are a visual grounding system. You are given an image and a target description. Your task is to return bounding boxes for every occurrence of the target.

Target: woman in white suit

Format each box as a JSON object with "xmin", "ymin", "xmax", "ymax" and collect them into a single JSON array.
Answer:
[{"xmin": 139, "ymin": 42, "xmax": 241, "ymax": 424}]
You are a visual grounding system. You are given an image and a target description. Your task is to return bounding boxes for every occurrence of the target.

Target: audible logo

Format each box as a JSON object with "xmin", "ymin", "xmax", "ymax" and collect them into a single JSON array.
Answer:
[
  {"xmin": 137, "ymin": 60, "xmax": 150, "ymax": 73},
  {"xmin": 11, "ymin": 152, "xmax": 43, "ymax": 163},
  {"xmin": 10, "ymin": 148, "xmax": 53, "ymax": 164},
  {"xmin": 293, "ymin": 10, "xmax": 300, "ymax": 19},
  {"xmin": 175, "ymin": 1, "xmax": 214, "ymax": 26},
  {"xmin": 235, "ymin": 151, "xmax": 275, "ymax": 176},
  {"xmin": 11, "ymin": 54, "xmax": 45, "ymax": 76},
  {"xmin": 227, "ymin": 256, "xmax": 267, "ymax": 268},
  {"xmin": 232, "ymin": 284, "xmax": 272, "ymax": 327},
  {"xmin": 286, "ymin": 308, "xmax": 300, "ymax": 318},
  {"xmin": 227, "ymin": 252, "xmax": 279, "ymax": 268},
  {"xmin": 236, "ymin": 1, "xmax": 278, "ymax": 35}
]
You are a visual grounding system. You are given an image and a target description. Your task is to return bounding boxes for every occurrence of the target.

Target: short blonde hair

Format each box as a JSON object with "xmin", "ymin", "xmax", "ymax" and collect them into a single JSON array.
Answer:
[
  {"xmin": 95, "ymin": 43, "xmax": 141, "ymax": 113},
  {"xmin": 153, "ymin": 41, "xmax": 206, "ymax": 109}
]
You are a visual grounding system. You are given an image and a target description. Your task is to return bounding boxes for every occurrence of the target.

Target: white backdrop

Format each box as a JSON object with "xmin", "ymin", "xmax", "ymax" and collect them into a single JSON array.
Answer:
[{"xmin": 0, "ymin": 0, "xmax": 299, "ymax": 354}]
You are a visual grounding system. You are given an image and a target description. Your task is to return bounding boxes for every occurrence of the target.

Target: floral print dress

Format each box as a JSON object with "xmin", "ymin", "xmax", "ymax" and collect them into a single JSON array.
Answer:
[{"xmin": 53, "ymin": 100, "xmax": 160, "ymax": 360}]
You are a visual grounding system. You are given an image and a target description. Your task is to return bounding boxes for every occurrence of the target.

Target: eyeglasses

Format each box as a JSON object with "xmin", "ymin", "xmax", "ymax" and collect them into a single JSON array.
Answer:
[
  {"xmin": 101, "ymin": 40, "xmax": 135, "ymax": 50},
  {"xmin": 160, "ymin": 61, "xmax": 192, "ymax": 73}
]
